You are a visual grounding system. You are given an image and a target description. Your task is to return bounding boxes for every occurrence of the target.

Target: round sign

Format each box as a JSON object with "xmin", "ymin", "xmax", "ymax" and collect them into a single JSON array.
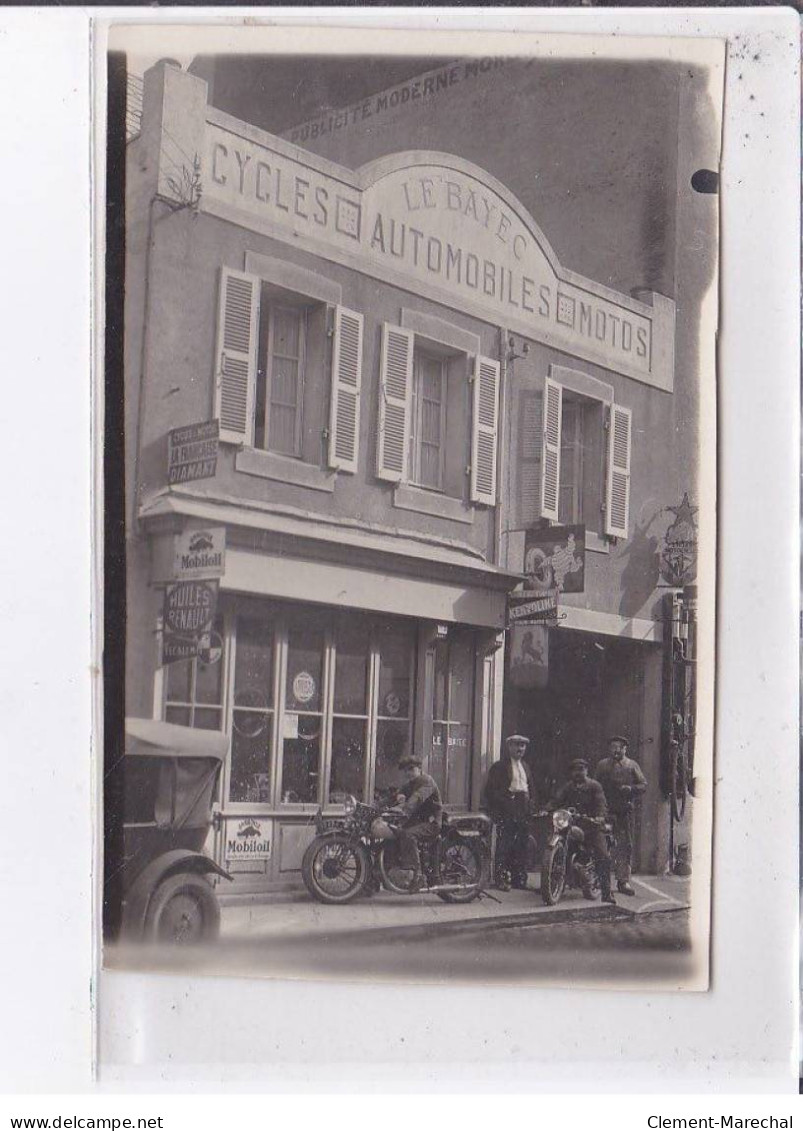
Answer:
[
  {"xmin": 197, "ymin": 630, "xmax": 223, "ymax": 666},
  {"xmin": 293, "ymin": 670, "xmax": 316, "ymax": 704},
  {"xmin": 384, "ymin": 691, "xmax": 401, "ymax": 717}
]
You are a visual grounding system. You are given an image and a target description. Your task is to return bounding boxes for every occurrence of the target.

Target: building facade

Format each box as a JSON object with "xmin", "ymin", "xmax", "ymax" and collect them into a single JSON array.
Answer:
[{"xmin": 123, "ymin": 54, "xmax": 711, "ymax": 889}]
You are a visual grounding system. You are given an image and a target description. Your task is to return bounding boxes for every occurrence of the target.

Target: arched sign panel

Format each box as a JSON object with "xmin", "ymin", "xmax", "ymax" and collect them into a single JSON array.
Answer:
[{"xmin": 202, "ymin": 111, "xmax": 674, "ymax": 389}]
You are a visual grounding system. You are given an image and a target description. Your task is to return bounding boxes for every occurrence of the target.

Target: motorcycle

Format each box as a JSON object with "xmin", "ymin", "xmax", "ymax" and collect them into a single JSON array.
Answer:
[
  {"xmin": 539, "ymin": 807, "xmax": 614, "ymax": 906},
  {"xmin": 301, "ymin": 795, "xmax": 491, "ymax": 905}
]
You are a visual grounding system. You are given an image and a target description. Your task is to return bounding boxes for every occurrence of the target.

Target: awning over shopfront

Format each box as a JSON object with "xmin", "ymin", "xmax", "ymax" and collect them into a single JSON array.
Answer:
[{"xmin": 140, "ymin": 488, "xmax": 521, "ymax": 629}]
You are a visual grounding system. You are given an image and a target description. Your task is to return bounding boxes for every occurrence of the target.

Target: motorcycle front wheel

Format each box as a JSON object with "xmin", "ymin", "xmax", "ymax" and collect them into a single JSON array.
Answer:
[
  {"xmin": 301, "ymin": 835, "xmax": 370, "ymax": 904},
  {"xmin": 540, "ymin": 840, "xmax": 568, "ymax": 905},
  {"xmin": 435, "ymin": 839, "xmax": 487, "ymax": 903}
]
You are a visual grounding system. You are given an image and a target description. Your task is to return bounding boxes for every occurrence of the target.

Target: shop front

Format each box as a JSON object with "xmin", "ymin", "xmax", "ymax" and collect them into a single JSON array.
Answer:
[{"xmin": 143, "ymin": 504, "xmax": 512, "ymax": 893}]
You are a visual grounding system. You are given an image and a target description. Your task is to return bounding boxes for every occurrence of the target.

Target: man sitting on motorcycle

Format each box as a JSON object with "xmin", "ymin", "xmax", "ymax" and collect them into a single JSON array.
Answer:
[
  {"xmin": 394, "ymin": 755, "xmax": 443, "ymax": 890},
  {"xmin": 551, "ymin": 758, "xmax": 616, "ymax": 905}
]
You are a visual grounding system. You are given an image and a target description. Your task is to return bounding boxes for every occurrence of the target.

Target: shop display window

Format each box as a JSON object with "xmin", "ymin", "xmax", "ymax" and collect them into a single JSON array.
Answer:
[
  {"xmin": 280, "ymin": 615, "xmax": 326, "ymax": 804},
  {"xmin": 230, "ymin": 616, "xmax": 274, "ymax": 804},
  {"xmin": 164, "ymin": 616, "xmax": 225, "ymax": 731},
  {"xmin": 329, "ymin": 620, "xmax": 370, "ymax": 802},
  {"xmin": 374, "ymin": 624, "xmax": 415, "ymax": 798},
  {"xmin": 430, "ymin": 630, "xmax": 475, "ymax": 807}
]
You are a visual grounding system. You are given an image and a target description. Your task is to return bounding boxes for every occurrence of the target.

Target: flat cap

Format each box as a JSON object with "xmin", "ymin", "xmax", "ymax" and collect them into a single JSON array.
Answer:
[
  {"xmin": 608, "ymin": 735, "xmax": 629, "ymax": 746},
  {"xmin": 569, "ymin": 757, "xmax": 589, "ymax": 771},
  {"xmin": 505, "ymin": 734, "xmax": 530, "ymax": 745},
  {"xmin": 398, "ymin": 755, "xmax": 422, "ymax": 769}
]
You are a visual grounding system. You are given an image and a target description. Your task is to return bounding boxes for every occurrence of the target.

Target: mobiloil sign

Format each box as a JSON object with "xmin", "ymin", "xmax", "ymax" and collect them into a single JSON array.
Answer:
[
  {"xmin": 174, "ymin": 527, "xmax": 226, "ymax": 581},
  {"xmin": 226, "ymin": 817, "xmax": 273, "ymax": 861}
]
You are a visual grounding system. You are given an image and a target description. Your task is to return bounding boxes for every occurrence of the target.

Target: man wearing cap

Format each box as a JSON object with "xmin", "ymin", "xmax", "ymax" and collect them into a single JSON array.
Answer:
[
  {"xmin": 482, "ymin": 735, "xmax": 536, "ymax": 891},
  {"xmin": 393, "ymin": 755, "xmax": 443, "ymax": 889},
  {"xmin": 551, "ymin": 758, "xmax": 615, "ymax": 904},
  {"xmin": 595, "ymin": 735, "xmax": 647, "ymax": 896}
]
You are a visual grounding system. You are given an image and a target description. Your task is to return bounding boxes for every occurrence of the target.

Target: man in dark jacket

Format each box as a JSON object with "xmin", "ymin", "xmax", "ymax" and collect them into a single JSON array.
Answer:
[
  {"xmin": 483, "ymin": 734, "xmax": 536, "ymax": 891},
  {"xmin": 551, "ymin": 758, "xmax": 615, "ymax": 904},
  {"xmin": 394, "ymin": 755, "xmax": 443, "ymax": 888},
  {"xmin": 594, "ymin": 735, "xmax": 647, "ymax": 896}
]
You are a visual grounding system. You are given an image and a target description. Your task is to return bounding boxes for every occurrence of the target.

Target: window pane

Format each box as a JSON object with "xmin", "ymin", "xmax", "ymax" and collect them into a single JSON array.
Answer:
[
  {"xmin": 329, "ymin": 718, "xmax": 367, "ymax": 802},
  {"xmin": 374, "ymin": 720, "xmax": 411, "ymax": 798},
  {"xmin": 272, "ymin": 307, "xmax": 301, "ymax": 358},
  {"xmin": 165, "ymin": 659, "xmax": 192, "ymax": 703},
  {"xmin": 230, "ymin": 718, "xmax": 272, "ymax": 804},
  {"xmin": 281, "ymin": 715, "xmax": 322, "ymax": 803},
  {"xmin": 333, "ymin": 624, "xmax": 369, "ymax": 715},
  {"xmin": 234, "ymin": 617, "xmax": 273, "ymax": 709},
  {"xmin": 268, "ymin": 403, "xmax": 299, "ymax": 456},
  {"xmin": 271, "ymin": 360, "xmax": 300, "ymax": 408},
  {"xmin": 286, "ymin": 622, "xmax": 324, "ymax": 711},
  {"xmin": 429, "ymin": 720, "xmax": 447, "ymax": 796},
  {"xmin": 433, "ymin": 638, "xmax": 448, "ymax": 720},
  {"xmin": 448, "ymin": 633, "xmax": 474, "ymax": 725},
  {"xmin": 165, "ymin": 705, "xmax": 190, "ymax": 727},
  {"xmin": 419, "ymin": 442, "xmax": 441, "ymax": 489},
  {"xmin": 194, "ymin": 707, "xmax": 223, "ymax": 731},
  {"xmin": 377, "ymin": 625, "xmax": 414, "ymax": 718},
  {"xmin": 446, "ymin": 723, "xmax": 471, "ymax": 806},
  {"xmin": 195, "ymin": 625, "xmax": 224, "ymax": 704}
]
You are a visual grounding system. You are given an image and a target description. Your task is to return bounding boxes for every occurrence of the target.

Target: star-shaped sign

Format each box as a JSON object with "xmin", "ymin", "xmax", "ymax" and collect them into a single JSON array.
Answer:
[{"xmin": 666, "ymin": 493, "xmax": 698, "ymax": 528}]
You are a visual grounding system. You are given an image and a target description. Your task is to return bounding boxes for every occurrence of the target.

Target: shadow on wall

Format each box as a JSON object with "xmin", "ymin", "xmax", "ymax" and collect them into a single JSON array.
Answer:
[{"xmin": 618, "ymin": 510, "xmax": 662, "ymax": 619}]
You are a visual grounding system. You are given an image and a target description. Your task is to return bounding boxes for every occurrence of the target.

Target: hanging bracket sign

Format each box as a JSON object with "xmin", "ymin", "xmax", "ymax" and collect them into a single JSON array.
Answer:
[
  {"xmin": 162, "ymin": 579, "xmax": 219, "ymax": 664},
  {"xmin": 174, "ymin": 526, "xmax": 226, "ymax": 580},
  {"xmin": 508, "ymin": 590, "xmax": 559, "ymax": 626}
]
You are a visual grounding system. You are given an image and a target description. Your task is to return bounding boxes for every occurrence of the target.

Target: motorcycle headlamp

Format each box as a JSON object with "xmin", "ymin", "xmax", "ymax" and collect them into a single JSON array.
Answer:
[
  {"xmin": 552, "ymin": 809, "xmax": 572, "ymax": 832},
  {"xmin": 342, "ymin": 794, "xmax": 357, "ymax": 815}
]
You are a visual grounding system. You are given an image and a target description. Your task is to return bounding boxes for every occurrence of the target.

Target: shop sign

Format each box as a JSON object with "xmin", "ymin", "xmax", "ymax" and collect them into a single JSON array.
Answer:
[
  {"xmin": 508, "ymin": 590, "xmax": 559, "ymax": 627},
  {"xmin": 384, "ymin": 692, "xmax": 401, "ymax": 717},
  {"xmin": 660, "ymin": 494, "xmax": 698, "ymax": 587},
  {"xmin": 173, "ymin": 526, "xmax": 226, "ymax": 580},
  {"xmin": 292, "ymin": 671, "xmax": 316, "ymax": 704},
  {"xmin": 225, "ymin": 817, "xmax": 272, "ymax": 861},
  {"xmin": 202, "ymin": 130, "xmax": 670, "ymax": 390},
  {"xmin": 167, "ymin": 420, "xmax": 219, "ymax": 485},
  {"xmin": 523, "ymin": 524, "xmax": 585, "ymax": 594},
  {"xmin": 283, "ymin": 712, "xmax": 299, "ymax": 739},
  {"xmin": 509, "ymin": 623, "xmax": 549, "ymax": 689},
  {"xmin": 162, "ymin": 580, "xmax": 219, "ymax": 665}
]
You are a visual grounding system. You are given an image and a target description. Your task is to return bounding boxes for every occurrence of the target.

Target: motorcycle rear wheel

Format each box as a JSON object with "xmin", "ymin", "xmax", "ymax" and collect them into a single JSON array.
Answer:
[
  {"xmin": 301, "ymin": 835, "xmax": 370, "ymax": 904},
  {"xmin": 540, "ymin": 840, "xmax": 568, "ymax": 905},
  {"xmin": 435, "ymin": 839, "xmax": 487, "ymax": 903}
]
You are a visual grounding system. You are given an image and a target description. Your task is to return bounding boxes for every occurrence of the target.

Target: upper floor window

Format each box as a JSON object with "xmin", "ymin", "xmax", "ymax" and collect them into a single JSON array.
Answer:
[
  {"xmin": 558, "ymin": 393, "xmax": 605, "ymax": 534},
  {"xmin": 214, "ymin": 267, "xmax": 363, "ymax": 474},
  {"xmin": 376, "ymin": 322, "xmax": 500, "ymax": 507}
]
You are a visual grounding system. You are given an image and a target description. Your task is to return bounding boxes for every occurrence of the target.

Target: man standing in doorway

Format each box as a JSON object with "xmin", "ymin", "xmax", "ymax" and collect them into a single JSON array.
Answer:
[
  {"xmin": 595, "ymin": 735, "xmax": 647, "ymax": 896},
  {"xmin": 483, "ymin": 734, "xmax": 536, "ymax": 891}
]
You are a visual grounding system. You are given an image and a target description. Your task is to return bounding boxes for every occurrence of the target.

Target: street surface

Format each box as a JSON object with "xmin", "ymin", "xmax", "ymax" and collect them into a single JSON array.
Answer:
[{"xmin": 108, "ymin": 909, "xmax": 693, "ymax": 988}]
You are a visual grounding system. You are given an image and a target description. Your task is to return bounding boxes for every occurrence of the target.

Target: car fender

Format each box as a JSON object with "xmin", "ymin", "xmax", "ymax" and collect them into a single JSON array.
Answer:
[{"xmin": 121, "ymin": 850, "xmax": 232, "ymax": 939}]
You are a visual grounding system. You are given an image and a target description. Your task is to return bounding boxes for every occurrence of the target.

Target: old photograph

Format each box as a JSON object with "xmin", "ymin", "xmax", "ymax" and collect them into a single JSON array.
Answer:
[{"xmin": 102, "ymin": 24, "xmax": 721, "ymax": 989}]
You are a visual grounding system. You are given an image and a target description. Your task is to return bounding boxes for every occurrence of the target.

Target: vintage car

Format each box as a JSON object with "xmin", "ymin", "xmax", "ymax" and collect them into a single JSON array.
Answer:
[{"xmin": 118, "ymin": 718, "xmax": 231, "ymax": 944}]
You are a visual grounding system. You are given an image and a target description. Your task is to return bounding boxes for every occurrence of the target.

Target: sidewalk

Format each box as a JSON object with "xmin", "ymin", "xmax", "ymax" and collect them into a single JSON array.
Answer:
[{"xmin": 220, "ymin": 872, "xmax": 690, "ymax": 946}]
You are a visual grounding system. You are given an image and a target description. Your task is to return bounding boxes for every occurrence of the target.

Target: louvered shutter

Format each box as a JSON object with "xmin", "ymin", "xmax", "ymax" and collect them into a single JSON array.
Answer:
[
  {"xmin": 328, "ymin": 306, "xmax": 364, "ymax": 473},
  {"xmin": 376, "ymin": 323, "xmax": 413, "ymax": 482},
  {"xmin": 540, "ymin": 376, "xmax": 563, "ymax": 521},
  {"xmin": 605, "ymin": 403, "xmax": 632, "ymax": 538},
  {"xmin": 470, "ymin": 356, "xmax": 501, "ymax": 506},
  {"xmin": 214, "ymin": 268, "xmax": 260, "ymax": 445},
  {"xmin": 516, "ymin": 389, "xmax": 543, "ymax": 529}
]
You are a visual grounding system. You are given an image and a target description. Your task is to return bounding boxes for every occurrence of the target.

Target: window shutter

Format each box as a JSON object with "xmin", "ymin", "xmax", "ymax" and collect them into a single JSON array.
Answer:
[
  {"xmin": 214, "ymin": 268, "xmax": 260, "ymax": 445},
  {"xmin": 328, "ymin": 306, "xmax": 364, "ymax": 473},
  {"xmin": 605, "ymin": 403, "xmax": 632, "ymax": 538},
  {"xmin": 376, "ymin": 323, "xmax": 413, "ymax": 482},
  {"xmin": 516, "ymin": 388, "xmax": 543, "ymax": 529},
  {"xmin": 470, "ymin": 356, "xmax": 501, "ymax": 506},
  {"xmin": 540, "ymin": 376, "xmax": 563, "ymax": 522}
]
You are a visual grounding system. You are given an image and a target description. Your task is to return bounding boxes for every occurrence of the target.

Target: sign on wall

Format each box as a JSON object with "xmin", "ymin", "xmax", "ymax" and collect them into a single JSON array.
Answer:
[
  {"xmin": 225, "ymin": 817, "xmax": 273, "ymax": 861},
  {"xmin": 168, "ymin": 420, "xmax": 219, "ymax": 485},
  {"xmin": 508, "ymin": 590, "xmax": 559, "ymax": 627},
  {"xmin": 523, "ymin": 524, "xmax": 586, "ymax": 594},
  {"xmin": 162, "ymin": 579, "xmax": 219, "ymax": 665},
  {"xmin": 660, "ymin": 494, "xmax": 698, "ymax": 587},
  {"xmin": 508, "ymin": 623, "xmax": 549, "ymax": 689},
  {"xmin": 173, "ymin": 527, "xmax": 226, "ymax": 580}
]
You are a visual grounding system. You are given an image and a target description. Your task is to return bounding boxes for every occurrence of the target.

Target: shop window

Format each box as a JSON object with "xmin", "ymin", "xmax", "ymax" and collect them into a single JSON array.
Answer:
[
  {"xmin": 329, "ymin": 619, "xmax": 371, "ymax": 802},
  {"xmin": 230, "ymin": 616, "xmax": 274, "ymax": 804},
  {"xmin": 430, "ymin": 630, "xmax": 474, "ymax": 807},
  {"xmin": 374, "ymin": 624, "xmax": 416, "ymax": 798},
  {"xmin": 558, "ymin": 395, "xmax": 604, "ymax": 533},
  {"xmin": 280, "ymin": 614, "xmax": 326, "ymax": 804},
  {"xmin": 164, "ymin": 616, "xmax": 225, "ymax": 731}
]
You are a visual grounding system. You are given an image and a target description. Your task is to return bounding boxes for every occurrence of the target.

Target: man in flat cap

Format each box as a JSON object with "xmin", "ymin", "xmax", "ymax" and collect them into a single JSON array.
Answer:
[
  {"xmin": 550, "ymin": 757, "xmax": 615, "ymax": 904},
  {"xmin": 393, "ymin": 754, "xmax": 443, "ymax": 890},
  {"xmin": 483, "ymin": 734, "xmax": 536, "ymax": 891},
  {"xmin": 595, "ymin": 735, "xmax": 647, "ymax": 896}
]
